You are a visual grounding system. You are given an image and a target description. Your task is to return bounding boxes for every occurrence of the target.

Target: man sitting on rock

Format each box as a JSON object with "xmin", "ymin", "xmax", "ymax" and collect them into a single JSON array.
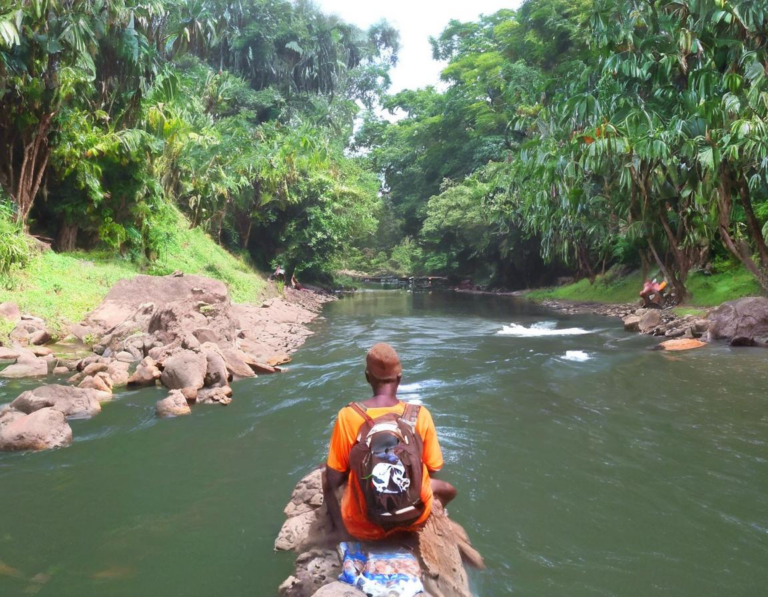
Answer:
[
  {"xmin": 323, "ymin": 343, "xmax": 456, "ymax": 541},
  {"xmin": 640, "ymin": 278, "xmax": 667, "ymax": 308}
]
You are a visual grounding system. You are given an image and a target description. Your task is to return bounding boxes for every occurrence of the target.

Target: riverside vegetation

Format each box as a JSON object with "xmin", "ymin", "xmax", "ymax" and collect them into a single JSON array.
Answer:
[{"xmin": 3, "ymin": 0, "xmax": 768, "ymax": 312}]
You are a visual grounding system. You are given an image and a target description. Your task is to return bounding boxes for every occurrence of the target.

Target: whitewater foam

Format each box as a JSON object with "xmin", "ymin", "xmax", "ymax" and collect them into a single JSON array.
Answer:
[
  {"xmin": 496, "ymin": 322, "xmax": 592, "ymax": 337},
  {"xmin": 563, "ymin": 351, "xmax": 591, "ymax": 362}
]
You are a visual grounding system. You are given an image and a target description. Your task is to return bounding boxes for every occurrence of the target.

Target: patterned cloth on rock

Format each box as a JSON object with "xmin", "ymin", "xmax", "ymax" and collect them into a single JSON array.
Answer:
[{"xmin": 338, "ymin": 542, "xmax": 425, "ymax": 597}]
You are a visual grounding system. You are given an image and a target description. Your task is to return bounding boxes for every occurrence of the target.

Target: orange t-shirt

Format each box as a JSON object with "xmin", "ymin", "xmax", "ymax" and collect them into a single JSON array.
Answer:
[{"xmin": 326, "ymin": 401, "xmax": 444, "ymax": 541}]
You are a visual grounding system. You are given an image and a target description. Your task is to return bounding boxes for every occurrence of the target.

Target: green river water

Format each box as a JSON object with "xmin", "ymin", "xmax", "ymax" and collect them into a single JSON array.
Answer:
[{"xmin": 1, "ymin": 290, "xmax": 767, "ymax": 596}]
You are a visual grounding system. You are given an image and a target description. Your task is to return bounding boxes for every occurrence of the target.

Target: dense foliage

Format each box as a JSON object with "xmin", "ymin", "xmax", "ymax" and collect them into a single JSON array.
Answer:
[
  {"xmin": 0, "ymin": 0, "xmax": 396, "ymax": 281},
  {"xmin": 361, "ymin": 0, "xmax": 768, "ymax": 297}
]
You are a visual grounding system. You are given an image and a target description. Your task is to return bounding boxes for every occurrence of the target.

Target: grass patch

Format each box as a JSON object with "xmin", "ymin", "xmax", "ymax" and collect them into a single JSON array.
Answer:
[
  {"xmin": 527, "ymin": 265, "xmax": 763, "ymax": 308},
  {"xmin": 527, "ymin": 271, "xmax": 644, "ymax": 304},
  {"xmin": 0, "ymin": 210, "xmax": 266, "ymax": 334},
  {"xmin": 684, "ymin": 268, "xmax": 761, "ymax": 307}
]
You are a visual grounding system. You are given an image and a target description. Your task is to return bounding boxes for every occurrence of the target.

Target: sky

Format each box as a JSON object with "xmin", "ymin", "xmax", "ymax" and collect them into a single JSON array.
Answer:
[{"xmin": 314, "ymin": 0, "xmax": 521, "ymax": 93}]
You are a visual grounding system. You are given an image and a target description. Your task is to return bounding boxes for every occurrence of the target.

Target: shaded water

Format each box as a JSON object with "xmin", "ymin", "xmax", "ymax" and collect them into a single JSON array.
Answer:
[{"xmin": 1, "ymin": 291, "xmax": 767, "ymax": 596}]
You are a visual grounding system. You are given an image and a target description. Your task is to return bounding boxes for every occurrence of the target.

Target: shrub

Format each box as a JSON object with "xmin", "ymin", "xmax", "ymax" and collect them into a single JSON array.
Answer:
[{"xmin": 0, "ymin": 201, "xmax": 33, "ymax": 288}]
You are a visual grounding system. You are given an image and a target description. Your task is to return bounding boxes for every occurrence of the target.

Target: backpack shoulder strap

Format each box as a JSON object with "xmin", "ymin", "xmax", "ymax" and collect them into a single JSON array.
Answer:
[
  {"xmin": 348, "ymin": 401, "xmax": 374, "ymax": 424},
  {"xmin": 401, "ymin": 402, "xmax": 421, "ymax": 427}
]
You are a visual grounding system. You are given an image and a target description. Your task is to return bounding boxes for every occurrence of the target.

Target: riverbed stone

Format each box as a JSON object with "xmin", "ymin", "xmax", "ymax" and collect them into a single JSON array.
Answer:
[
  {"xmin": 706, "ymin": 297, "xmax": 768, "ymax": 347},
  {"xmin": 0, "ymin": 407, "xmax": 72, "ymax": 451},
  {"xmin": 160, "ymin": 349, "xmax": 207, "ymax": 391},
  {"xmin": 201, "ymin": 344, "xmax": 229, "ymax": 388},
  {"xmin": 156, "ymin": 390, "xmax": 192, "ymax": 418},
  {"xmin": 623, "ymin": 315, "xmax": 641, "ymax": 332},
  {"xmin": 78, "ymin": 372, "xmax": 113, "ymax": 394},
  {"xmin": 0, "ymin": 302, "xmax": 21, "ymax": 325},
  {"xmin": 10, "ymin": 384, "xmax": 106, "ymax": 418},
  {"xmin": 28, "ymin": 329, "xmax": 52, "ymax": 346},
  {"xmin": 196, "ymin": 386, "xmax": 233, "ymax": 405},
  {"xmin": 638, "ymin": 310, "xmax": 662, "ymax": 333},
  {"xmin": 0, "ymin": 347, "xmax": 20, "ymax": 361},
  {"xmin": 127, "ymin": 356, "xmax": 162, "ymax": 387},
  {"xmin": 0, "ymin": 356, "xmax": 48, "ymax": 378},
  {"xmin": 116, "ymin": 350, "xmax": 137, "ymax": 363},
  {"xmin": 106, "ymin": 361, "xmax": 130, "ymax": 387},
  {"xmin": 218, "ymin": 346, "xmax": 256, "ymax": 380}
]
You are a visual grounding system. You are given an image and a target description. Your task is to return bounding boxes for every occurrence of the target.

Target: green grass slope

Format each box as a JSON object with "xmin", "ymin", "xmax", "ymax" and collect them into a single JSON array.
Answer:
[
  {"xmin": 527, "ymin": 266, "xmax": 762, "ymax": 308},
  {"xmin": 0, "ymin": 210, "xmax": 266, "ymax": 337}
]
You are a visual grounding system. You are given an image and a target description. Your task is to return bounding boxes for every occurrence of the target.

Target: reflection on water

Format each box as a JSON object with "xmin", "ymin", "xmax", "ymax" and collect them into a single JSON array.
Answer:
[{"xmin": 1, "ymin": 290, "xmax": 767, "ymax": 597}]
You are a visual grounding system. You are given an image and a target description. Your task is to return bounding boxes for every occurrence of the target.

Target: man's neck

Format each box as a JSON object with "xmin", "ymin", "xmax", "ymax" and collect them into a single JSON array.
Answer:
[{"xmin": 363, "ymin": 382, "xmax": 400, "ymax": 407}]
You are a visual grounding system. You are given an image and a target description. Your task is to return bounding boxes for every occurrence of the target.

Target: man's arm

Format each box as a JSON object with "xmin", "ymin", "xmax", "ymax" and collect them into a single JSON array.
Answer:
[{"xmin": 322, "ymin": 467, "xmax": 348, "ymax": 533}]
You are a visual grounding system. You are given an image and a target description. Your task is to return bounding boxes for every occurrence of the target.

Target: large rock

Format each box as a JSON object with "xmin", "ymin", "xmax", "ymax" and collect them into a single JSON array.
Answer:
[
  {"xmin": 0, "ymin": 349, "xmax": 48, "ymax": 378},
  {"xmin": 156, "ymin": 390, "xmax": 192, "ymax": 418},
  {"xmin": 276, "ymin": 510, "xmax": 320, "ymax": 552},
  {"xmin": 196, "ymin": 386, "xmax": 233, "ymax": 405},
  {"xmin": 9, "ymin": 320, "xmax": 51, "ymax": 346},
  {"xmin": 107, "ymin": 361, "xmax": 130, "ymax": 387},
  {"xmin": 0, "ymin": 407, "xmax": 72, "ymax": 451},
  {"xmin": 202, "ymin": 345, "xmax": 230, "ymax": 388},
  {"xmin": 159, "ymin": 349, "xmax": 207, "ymax": 391},
  {"xmin": 78, "ymin": 372, "xmax": 114, "ymax": 394},
  {"xmin": 638, "ymin": 309, "xmax": 662, "ymax": 333},
  {"xmin": 0, "ymin": 347, "xmax": 20, "ymax": 361},
  {"xmin": 218, "ymin": 346, "xmax": 256, "ymax": 380},
  {"xmin": 0, "ymin": 302, "xmax": 21, "ymax": 325},
  {"xmin": 10, "ymin": 384, "xmax": 106, "ymax": 418},
  {"xmin": 279, "ymin": 549, "xmax": 342, "ymax": 597},
  {"xmin": 84, "ymin": 274, "xmax": 229, "ymax": 332},
  {"xmin": 706, "ymin": 297, "xmax": 768, "ymax": 347},
  {"xmin": 284, "ymin": 468, "xmax": 324, "ymax": 518},
  {"xmin": 127, "ymin": 356, "xmax": 162, "ymax": 387}
]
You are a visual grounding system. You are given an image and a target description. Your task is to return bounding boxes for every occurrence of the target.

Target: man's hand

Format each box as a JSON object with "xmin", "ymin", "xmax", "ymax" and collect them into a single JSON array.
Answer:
[{"xmin": 322, "ymin": 466, "xmax": 348, "ymax": 537}]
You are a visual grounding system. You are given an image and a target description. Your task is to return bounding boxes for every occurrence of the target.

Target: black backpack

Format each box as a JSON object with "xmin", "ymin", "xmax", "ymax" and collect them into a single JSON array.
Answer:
[{"xmin": 347, "ymin": 402, "xmax": 426, "ymax": 530}]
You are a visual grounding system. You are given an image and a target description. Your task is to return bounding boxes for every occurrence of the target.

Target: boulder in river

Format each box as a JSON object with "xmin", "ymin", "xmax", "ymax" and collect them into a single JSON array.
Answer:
[
  {"xmin": 0, "ymin": 348, "xmax": 48, "ymax": 378},
  {"xmin": 10, "ymin": 384, "xmax": 109, "ymax": 418},
  {"xmin": 638, "ymin": 309, "xmax": 662, "ymax": 333},
  {"xmin": 127, "ymin": 356, "xmax": 162, "ymax": 387},
  {"xmin": 159, "ymin": 349, "xmax": 207, "ymax": 392},
  {"xmin": 0, "ymin": 407, "xmax": 72, "ymax": 451},
  {"xmin": 0, "ymin": 347, "xmax": 21, "ymax": 361},
  {"xmin": 156, "ymin": 390, "xmax": 192, "ymax": 418},
  {"xmin": 706, "ymin": 297, "xmax": 768, "ymax": 347}
]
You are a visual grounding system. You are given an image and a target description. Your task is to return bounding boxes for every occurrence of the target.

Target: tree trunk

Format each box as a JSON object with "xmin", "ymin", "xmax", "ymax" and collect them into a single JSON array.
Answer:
[
  {"xmin": 717, "ymin": 173, "xmax": 768, "ymax": 293},
  {"xmin": 648, "ymin": 238, "xmax": 687, "ymax": 301},
  {"xmin": 13, "ymin": 113, "xmax": 53, "ymax": 227},
  {"xmin": 55, "ymin": 221, "xmax": 79, "ymax": 252},
  {"xmin": 737, "ymin": 174, "xmax": 768, "ymax": 269}
]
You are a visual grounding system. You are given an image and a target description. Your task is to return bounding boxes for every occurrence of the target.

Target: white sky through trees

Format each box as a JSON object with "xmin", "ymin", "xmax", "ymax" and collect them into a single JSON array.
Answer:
[{"xmin": 314, "ymin": 0, "xmax": 521, "ymax": 93}]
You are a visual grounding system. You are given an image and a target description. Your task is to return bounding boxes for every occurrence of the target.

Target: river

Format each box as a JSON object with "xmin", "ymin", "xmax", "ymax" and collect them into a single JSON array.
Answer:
[{"xmin": 1, "ymin": 290, "xmax": 767, "ymax": 596}]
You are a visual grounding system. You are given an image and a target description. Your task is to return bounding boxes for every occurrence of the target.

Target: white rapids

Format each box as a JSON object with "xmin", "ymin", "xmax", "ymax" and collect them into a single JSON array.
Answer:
[{"xmin": 496, "ymin": 321, "xmax": 592, "ymax": 337}]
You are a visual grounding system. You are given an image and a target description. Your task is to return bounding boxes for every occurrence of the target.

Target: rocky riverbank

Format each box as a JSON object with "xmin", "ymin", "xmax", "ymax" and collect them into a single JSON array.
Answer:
[{"xmin": 0, "ymin": 273, "xmax": 333, "ymax": 451}]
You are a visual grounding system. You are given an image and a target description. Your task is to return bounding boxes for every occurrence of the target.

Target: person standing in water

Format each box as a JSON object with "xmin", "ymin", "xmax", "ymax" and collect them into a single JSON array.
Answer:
[{"xmin": 323, "ymin": 343, "xmax": 457, "ymax": 541}]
